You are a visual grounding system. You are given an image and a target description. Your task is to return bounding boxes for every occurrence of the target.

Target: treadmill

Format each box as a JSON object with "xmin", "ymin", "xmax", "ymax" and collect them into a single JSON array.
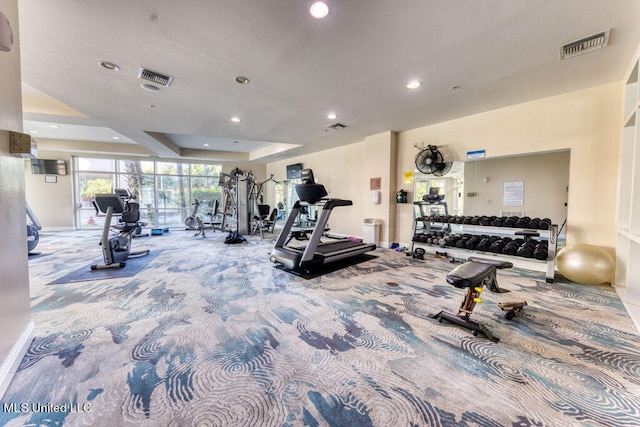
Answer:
[{"xmin": 270, "ymin": 169, "xmax": 376, "ymax": 272}]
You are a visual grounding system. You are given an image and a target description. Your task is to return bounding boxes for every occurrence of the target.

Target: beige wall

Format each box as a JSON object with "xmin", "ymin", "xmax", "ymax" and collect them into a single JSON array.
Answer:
[
  {"xmin": 396, "ymin": 83, "xmax": 621, "ymax": 249},
  {"xmin": 24, "ymin": 151, "xmax": 74, "ymax": 229},
  {"xmin": 264, "ymin": 84, "xmax": 620, "ymax": 249},
  {"xmin": 0, "ymin": 0, "xmax": 33, "ymax": 399}
]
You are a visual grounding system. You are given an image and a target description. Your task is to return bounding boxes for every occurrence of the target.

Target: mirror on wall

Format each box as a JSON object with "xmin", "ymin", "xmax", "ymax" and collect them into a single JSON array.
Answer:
[
  {"xmin": 413, "ymin": 150, "xmax": 570, "ymax": 234},
  {"xmin": 413, "ymin": 162, "xmax": 465, "ymax": 218}
]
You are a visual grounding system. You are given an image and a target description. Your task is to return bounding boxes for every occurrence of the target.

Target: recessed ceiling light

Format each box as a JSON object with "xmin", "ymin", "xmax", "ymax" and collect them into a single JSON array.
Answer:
[
  {"xmin": 203, "ymin": 143, "xmax": 210, "ymax": 147},
  {"xmin": 327, "ymin": 112, "xmax": 337, "ymax": 120},
  {"xmin": 406, "ymin": 81, "xmax": 421, "ymax": 90},
  {"xmin": 141, "ymin": 83, "xmax": 160, "ymax": 92},
  {"xmin": 29, "ymin": 130, "xmax": 38, "ymax": 134},
  {"xmin": 112, "ymin": 136, "xmax": 120, "ymax": 140},
  {"xmin": 234, "ymin": 76, "xmax": 250, "ymax": 84},
  {"xmin": 231, "ymin": 116, "xmax": 241, "ymax": 123},
  {"xmin": 310, "ymin": 2, "xmax": 329, "ymax": 19},
  {"xmin": 48, "ymin": 124, "xmax": 59, "ymax": 129},
  {"xmin": 99, "ymin": 61, "xmax": 120, "ymax": 71}
]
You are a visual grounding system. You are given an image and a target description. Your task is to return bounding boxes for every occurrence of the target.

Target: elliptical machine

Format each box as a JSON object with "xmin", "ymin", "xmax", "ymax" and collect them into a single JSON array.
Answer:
[
  {"xmin": 91, "ymin": 193, "xmax": 150, "ymax": 270},
  {"xmin": 184, "ymin": 198, "xmax": 208, "ymax": 237},
  {"xmin": 184, "ymin": 198, "xmax": 202, "ymax": 230}
]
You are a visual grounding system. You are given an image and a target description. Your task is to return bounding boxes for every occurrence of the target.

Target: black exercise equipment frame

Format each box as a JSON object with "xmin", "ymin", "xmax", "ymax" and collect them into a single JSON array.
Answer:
[{"xmin": 91, "ymin": 193, "xmax": 150, "ymax": 270}]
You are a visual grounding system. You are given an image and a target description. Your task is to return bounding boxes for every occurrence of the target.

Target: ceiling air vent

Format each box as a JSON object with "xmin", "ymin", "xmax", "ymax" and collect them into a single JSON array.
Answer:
[
  {"xmin": 326, "ymin": 122, "xmax": 347, "ymax": 130},
  {"xmin": 559, "ymin": 29, "xmax": 610, "ymax": 60},
  {"xmin": 137, "ymin": 67, "xmax": 173, "ymax": 87}
]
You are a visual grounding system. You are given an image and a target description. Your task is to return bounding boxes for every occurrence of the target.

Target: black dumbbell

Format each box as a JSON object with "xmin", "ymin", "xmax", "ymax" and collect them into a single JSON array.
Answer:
[
  {"xmin": 515, "ymin": 217, "xmax": 530, "ymax": 228},
  {"xmin": 538, "ymin": 218, "xmax": 551, "ymax": 230},
  {"xmin": 465, "ymin": 236, "xmax": 480, "ymax": 249},
  {"xmin": 490, "ymin": 239, "xmax": 504, "ymax": 253},
  {"xmin": 476, "ymin": 237, "xmax": 491, "ymax": 252},
  {"xmin": 503, "ymin": 241, "xmax": 520, "ymax": 255},
  {"xmin": 528, "ymin": 218, "xmax": 540, "ymax": 229},
  {"xmin": 533, "ymin": 242, "xmax": 549, "ymax": 260},
  {"xmin": 517, "ymin": 242, "xmax": 535, "ymax": 258}
]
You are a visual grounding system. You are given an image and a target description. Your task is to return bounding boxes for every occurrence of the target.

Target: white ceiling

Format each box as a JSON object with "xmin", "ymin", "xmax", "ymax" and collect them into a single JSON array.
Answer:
[{"xmin": 17, "ymin": 0, "xmax": 640, "ymax": 163}]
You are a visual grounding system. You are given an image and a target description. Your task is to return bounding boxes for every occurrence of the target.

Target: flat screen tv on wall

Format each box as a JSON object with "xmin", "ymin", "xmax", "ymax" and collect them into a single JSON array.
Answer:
[
  {"xmin": 286, "ymin": 163, "xmax": 302, "ymax": 179},
  {"xmin": 30, "ymin": 159, "xmax": 67, "ymax": 175}
]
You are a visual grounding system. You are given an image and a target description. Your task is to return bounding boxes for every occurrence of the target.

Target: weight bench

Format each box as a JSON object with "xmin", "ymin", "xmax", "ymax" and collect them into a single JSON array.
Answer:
[{"xmin": 429, "ymin": 257, "xmax": 514, "ymax": 343}]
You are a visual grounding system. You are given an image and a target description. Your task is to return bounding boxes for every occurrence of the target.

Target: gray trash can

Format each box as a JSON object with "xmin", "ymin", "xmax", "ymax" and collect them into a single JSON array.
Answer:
[{"xmin": 362, "ymin": 218, "xmax": 381, "ymax": 246}]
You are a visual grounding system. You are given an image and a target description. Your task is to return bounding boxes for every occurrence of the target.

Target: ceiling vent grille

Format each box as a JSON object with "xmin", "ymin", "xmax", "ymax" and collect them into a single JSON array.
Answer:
[
  {"xmin": 326, "ymin": 122, "xmax": 347, "ymax": 130},
  {"xmin": 559, "ymin": 29, "xmax": 610, "ymax": 60},
  {"xmin": 137, "ymin": 67, "xmax": 173, "ymax": 87}
]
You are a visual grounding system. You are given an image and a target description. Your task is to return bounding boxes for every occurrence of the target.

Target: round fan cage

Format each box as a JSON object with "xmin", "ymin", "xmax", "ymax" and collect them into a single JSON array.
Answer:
[{"xmin": 415, "ymin": 145, "xmax": 450, "ymax": 175}]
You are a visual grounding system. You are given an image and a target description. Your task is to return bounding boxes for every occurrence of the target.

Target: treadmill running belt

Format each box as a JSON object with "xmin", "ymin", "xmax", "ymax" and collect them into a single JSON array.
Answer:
[{"xmin": 314, "ymin": 240, "xmax": 368, "ymax": 255}]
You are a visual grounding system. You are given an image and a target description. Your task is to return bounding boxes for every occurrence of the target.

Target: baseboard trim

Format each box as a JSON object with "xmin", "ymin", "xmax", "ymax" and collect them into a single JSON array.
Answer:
[
  {"xmin": 0, "ymin": 321, "xmax": 34, "ymax": 400},
  {"xmin": 614, "ymin": 285, "xmax": 640, "ymax": 334}
]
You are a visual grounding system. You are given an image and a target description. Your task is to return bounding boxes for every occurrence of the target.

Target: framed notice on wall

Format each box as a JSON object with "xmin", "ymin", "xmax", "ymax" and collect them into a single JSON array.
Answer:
[
  {"xmin": 370, "ymin": 177, "xmax": 381, "ymax": 190},
  {"xmin": 503, "ymin": 181, "xmax": 524, "ymax": 206}
]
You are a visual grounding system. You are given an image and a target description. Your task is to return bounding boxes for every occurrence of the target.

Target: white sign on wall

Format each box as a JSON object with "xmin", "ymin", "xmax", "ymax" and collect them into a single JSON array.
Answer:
[
  {"xmin": 503, "ymin": 181, "xmax": 524, "ymax": 206},
  {"xmin": 466, "ymin": 149, "xmax": 486, "ymax": 160}
]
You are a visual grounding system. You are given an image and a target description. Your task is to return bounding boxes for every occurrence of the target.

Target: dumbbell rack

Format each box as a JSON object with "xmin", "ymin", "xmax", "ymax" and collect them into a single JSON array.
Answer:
[{"xmin": 411, "ymin": 220, "xmax": 558, "ymax": 283}]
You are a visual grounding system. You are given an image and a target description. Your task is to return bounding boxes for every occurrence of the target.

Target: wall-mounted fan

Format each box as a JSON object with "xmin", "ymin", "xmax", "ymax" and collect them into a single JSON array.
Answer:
[{"xmin": 415, "ymin": 145, "xmax": 452, "ymax": 176}]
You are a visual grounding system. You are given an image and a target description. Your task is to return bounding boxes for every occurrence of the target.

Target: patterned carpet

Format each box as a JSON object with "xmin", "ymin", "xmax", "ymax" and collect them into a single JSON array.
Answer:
[{"xmin": 1, "ymin": 230, "xmax": 639, "ymax": 426}]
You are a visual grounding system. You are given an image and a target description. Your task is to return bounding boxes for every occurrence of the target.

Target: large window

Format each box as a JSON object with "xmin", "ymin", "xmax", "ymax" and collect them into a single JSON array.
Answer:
[{"xmin": 74, "ymin": 157, "xmax": 222, "ymax": 229}]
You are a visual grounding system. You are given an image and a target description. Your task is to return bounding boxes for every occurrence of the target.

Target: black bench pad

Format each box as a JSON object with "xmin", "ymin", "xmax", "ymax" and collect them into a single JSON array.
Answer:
[
  {"xmin": 446, "ymin": 262, "xmax": 495, "ymax": 289},
  {"xmin": 467, "ymin": 257, "xmax": 513, "ymax": 269}
]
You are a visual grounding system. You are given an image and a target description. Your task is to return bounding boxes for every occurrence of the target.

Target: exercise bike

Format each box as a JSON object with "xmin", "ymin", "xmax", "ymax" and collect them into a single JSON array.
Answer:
[
  {"xmin": 114, "ymin": 189, "xmax": 148, "ymax": 238},
  {"xmin": 91, "ymin": 193, "xmax": 150, "ymax": 270},
  {"xmin": 26, "ymin": 202, "xmax": 42, "ymax": 255}
]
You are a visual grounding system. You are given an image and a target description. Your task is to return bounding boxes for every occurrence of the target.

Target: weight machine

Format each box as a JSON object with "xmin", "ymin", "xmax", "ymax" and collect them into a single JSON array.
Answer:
[
  {"xmin": 247, "ymin": 174, "xmax": 279, "ymax": 238},
  {"xmin": 186, "ymin": 169, "xmax": 279, "ymax": 239},
  {"xmin": 216, "ymin": 172, "xmax": 239, "ymax": 233}
]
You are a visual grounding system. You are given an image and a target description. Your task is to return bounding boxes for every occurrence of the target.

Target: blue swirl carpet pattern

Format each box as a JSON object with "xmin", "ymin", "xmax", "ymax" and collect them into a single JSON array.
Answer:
[{"xmin": 1, "ymin": 231, "xmax": 639, "ymax": 426}]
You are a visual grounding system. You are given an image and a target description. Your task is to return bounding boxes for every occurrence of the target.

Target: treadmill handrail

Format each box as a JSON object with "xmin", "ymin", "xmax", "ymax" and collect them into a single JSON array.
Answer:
[
  {"xmin": 324, "ymin": 199, "xmax": 352, "ymax": 209},
  {"xmin": 274, "ymin": 198, "xmax": 347, "ymax": 253},
  {"xmin": 294, "ymin": 198, "xmax": 353, "ymax": 209}
]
